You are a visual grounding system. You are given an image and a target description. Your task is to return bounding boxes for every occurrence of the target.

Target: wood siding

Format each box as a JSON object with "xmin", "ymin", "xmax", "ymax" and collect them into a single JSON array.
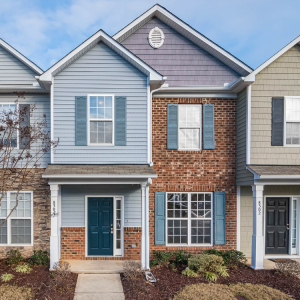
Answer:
[
  {"xmin": 251, "ymin": 45, "xmax": 300, "ymax": 164},
  {"xmin": 61, "ymin": 184, "xmax": 142, "ymax": 227},
  {"xmin": 236, "ymin": 88, "xmax": 253, "ymax": 186},
  {"xmin": 53, "ymin": 42, "xmax": 148, "ymax": 164},
  {"xmin": 0, "ymin": 94, "xmax": 50, "ymax": 168},
  {"xmin": 0, "ymin": 46, "xmax": 37, "ymax": 85},
  {"xmin": 121, "ymin": 17, "xmax": 240, "ymax": 86}
]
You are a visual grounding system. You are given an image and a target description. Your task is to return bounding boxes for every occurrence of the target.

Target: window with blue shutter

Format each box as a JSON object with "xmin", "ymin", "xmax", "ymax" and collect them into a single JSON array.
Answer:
[
  {"xmin": 214, "ymin": 192, "xmax": 226, "ymax": 245},
  {"xmin": 115, "ymin": 96, "xmax": 127, "ymax": 146},
  {"xmin": 167, "ymin": 104, "xmax": 178, "ymax": 149},
  {"xmin": 203, "ymin": 104, "xmax": 215, "ymax": 149},
  {"xmin": 271, "ymin": 97, "xmax": 284, "ymax": 146},
  {"xmin": 155, "ymin": 192, "xmax": 166, "ymax": 245},
  {"xmin": 75, "ymin": 96, "xmax": 87, "ymax": 146}
]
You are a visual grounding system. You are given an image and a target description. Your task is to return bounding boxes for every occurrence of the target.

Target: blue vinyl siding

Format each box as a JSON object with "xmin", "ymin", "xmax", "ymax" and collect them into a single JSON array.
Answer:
[
  {"xmin": 61, "ymin": 184, "xmax": 142, "ymax": 227},
  {"xmin": 0, "ymin": 94, "xmax": 50, "ymax": 167},
  {"xmin": 53, "ymin": 42, "xmax": 148, "ymax": 164}
]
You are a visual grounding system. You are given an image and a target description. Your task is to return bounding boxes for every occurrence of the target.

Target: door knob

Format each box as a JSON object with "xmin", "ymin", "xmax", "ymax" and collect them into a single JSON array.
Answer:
[{"xmin": 111, "ymin": 228, "xmax": 113, "ymax": 234}]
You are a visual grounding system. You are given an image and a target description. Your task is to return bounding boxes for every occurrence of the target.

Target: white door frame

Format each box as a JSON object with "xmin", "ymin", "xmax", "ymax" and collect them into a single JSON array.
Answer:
[
  {"xmin": 85, "ymin": 195, "xmax": 124, "ymax": 257},
  {"xmin": 263, "ymin": 195, "xmax": 300, "ymax": 258}
]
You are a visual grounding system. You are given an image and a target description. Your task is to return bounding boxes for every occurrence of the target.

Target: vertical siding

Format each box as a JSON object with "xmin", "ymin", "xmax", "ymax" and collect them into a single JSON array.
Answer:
[
  {"xmin": 0, "ymin": 93, "xmax": 50, "ymax": 168},
  {"xmin": 53, "ymin": 42, "xmax": 148, "ymax": 164},
  {"xmin": 121, "ymin": 17, "xmax": 240, "ymax": 86},
  {"xmin": 236, "ymin": 87, "xmax": 253, "ymax": 186},
  {"xmin": 61, "ymin": 184, "xmax": 141, "ymax": 227},
  {"xmin": 251, "ymin": 45, "xmax": 300, "ymax": 164},
  {"xmin": 0, "ymin": 46, "xmax": 38, "ymax": 85}
]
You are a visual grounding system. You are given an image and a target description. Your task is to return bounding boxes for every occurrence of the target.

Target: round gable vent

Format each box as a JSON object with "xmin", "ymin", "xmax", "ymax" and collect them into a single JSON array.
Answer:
[{"xmin": 148, "ymin": 27, "xmax": 165, "ymax": 49}]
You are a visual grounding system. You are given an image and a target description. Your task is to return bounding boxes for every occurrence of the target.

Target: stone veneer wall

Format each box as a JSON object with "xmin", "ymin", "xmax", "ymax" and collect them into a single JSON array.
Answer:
[
  {"xmin": 0, "ymin": 168, "xmax": 50, "ymax": 258},
  {"xmin": 150, "ymin": 97, "xmax": 237, "ymax": 257},
  {"xmin": 61, "ymin": 227, "xmax": 141, "ymax": 260}
]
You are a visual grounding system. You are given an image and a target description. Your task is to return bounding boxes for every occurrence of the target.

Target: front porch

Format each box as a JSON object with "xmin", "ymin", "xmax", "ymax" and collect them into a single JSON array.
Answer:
[{"xmin": 42, "ymin": 164, "xmax": 157, "ymax": 270}]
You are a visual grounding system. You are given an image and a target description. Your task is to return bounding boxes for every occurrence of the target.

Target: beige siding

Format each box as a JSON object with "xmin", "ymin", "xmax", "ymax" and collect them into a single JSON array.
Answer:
[
  {"xmin": 240, "ymin": 185, "xmax": 300, "ymax": 257},
  {"xmin": 236, "ymin": 88, "xmax": 254, "ymax": 186},
  {"xmin": 251, "ymin": 45, "xmax": 300, "ymax": 164}
]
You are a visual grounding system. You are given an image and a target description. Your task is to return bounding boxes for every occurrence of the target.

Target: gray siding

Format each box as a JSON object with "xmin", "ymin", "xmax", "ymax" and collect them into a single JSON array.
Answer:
[
  {"xmin": 53, "ymin": 42, "xmax": 148, "ymax": 164},
  {"xmin": 61, "ymin": 184, "xmax": 141, "ymax": 227},
  {"xmin": 0, "ymin": 46, "xmax": 38, "ymax": 85},
  {"xmin": 251, "ymin": 45, "xmax": 300, "ymax": 164},
  {"xmin": 121, "ymin": 17, "xmax": 240, "ymax": 86},
  {"xmin": 236, "ymin": 88, "xmax": 253, "ymax": 186},
  {"xmin": 0, "ymin": 93, "xmax": 50, "ymax": 168}
]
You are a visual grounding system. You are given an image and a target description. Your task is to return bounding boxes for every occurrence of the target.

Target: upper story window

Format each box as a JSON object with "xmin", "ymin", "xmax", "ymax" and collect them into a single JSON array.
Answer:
[
  {"xmin": 286, "ymin": 97, "xmax": 300, "ymax": 145},
  {"xmin": 178, "ymin": 105, "xmax": 202, "ymax": 150},
  {"xmin": 88, "ymin": 95, "xmax": 114, "ymax": 145},
  {"xmin": 0, "ymin": 103, "xmax": 18, "ymax": 148}
]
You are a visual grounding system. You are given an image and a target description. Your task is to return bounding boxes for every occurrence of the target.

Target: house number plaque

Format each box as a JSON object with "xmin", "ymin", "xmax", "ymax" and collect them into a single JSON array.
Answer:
[
  {"xmin": 258, "ymin": 200, "xmax": 262, "ymax": 216},
  {"xmin": 51, "ymin": 200, "xmax": 59, "ymax": 218}
]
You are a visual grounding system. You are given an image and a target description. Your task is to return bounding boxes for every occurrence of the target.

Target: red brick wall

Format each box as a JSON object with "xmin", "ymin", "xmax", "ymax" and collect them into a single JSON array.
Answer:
[
  {"xmin": 61, "ymin": 227, "xmax": 141, "ymax": 260},
  {"xmin": 150, "ymin": 97, "xmax": 237, "ymax": 256}
]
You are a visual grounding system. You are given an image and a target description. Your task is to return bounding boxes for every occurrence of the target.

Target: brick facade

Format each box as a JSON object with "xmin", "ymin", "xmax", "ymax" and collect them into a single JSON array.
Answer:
[
  {"xmin": 149, "ymin": 97, "xmax": 237, "ymax": 257},
  {"xmin": 0, "ymin": 169, "xmax": 50, "ymax": 258},
  {"xmin": 61, "ymin": 227, "xmax": 141, "ymax": 260}
]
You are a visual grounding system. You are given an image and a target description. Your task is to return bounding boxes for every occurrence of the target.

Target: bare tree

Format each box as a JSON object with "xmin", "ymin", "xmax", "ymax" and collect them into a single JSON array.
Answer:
[{"xmin": 0, "ymin": 93, "xmax": 59, "ymax": 228}]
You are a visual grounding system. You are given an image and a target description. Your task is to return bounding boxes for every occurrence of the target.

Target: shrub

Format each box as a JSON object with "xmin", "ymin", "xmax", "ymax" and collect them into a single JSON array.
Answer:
[
  {"xmin": 172, "ymin": 283, "xmax": 293, "ymax": 300},
  {"xmin": 275, "ymin": 260, "xmax": 300, "ymax": 277},
  {"xmin": 173, "ymin": 250, "xmax": 192, "ymax": 265},
  {"xmin": 29, "ymin": 250, "xmax": 50, "ymax": 266},
  {"xmin": 15, "ymin": 263, "xmax": 32, "ymax": 274},
  {"xmin": 123, "ymin": 261, "xmax": 143, "ymax": 279},
  {"xmin": 150, "ymin": 250, "xmax": 172, "ymax": 266},
  {"xmin": 203, "ymin": 249, "xmax": 247, "ymax": 267},
  {"xmin": 0, "ymin": 284, "xmax": 33, "ymax": 300},
  {"xmin": 6, "ymin": 249, "xmax": 23, "ymax": 266},
  {"xmin": 1, "ymin": 273, "xmax": 14, "ymax": 282},
  {"xmin": 185, "ymin": 254, "xmax": 228, "ymax": 281},
  {"xmin": 53, "ymin": 261, "xmax": 71, "ymax": 277},
  {"xmin": 181, "ymin": 268, "xmax": 198, "ymax": 277}
]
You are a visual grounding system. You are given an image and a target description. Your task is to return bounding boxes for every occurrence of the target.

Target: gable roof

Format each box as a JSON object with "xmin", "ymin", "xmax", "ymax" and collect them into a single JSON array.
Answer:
[
  {"xmin": 38, "ymin": 29, "xmax": 165, "ymax": 90},
  {"xmin": 245, "ymin": 35, "xmax": 300, "ymax": 81},
  {"xmin": 113, "ymin": 4, "xmax": 253, "ymax": 76},
  {"xmin": 0, "ymin": 38, "xmax": 43, "ymax": 75}
]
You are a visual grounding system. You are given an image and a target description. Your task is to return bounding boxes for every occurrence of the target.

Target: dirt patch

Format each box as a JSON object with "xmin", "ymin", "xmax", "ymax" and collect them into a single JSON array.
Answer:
[
  {"xmin": 121, "ymin": 264, "xmax": 300, "ymax": 300},
  {"xmin": 0, "ymin": 259, "xmax": 77, "ymax": 300}
]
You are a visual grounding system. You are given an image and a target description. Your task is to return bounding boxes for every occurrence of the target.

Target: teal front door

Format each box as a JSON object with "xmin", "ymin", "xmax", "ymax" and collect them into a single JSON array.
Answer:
[{"xmin": 88, "ymin": 197, "xmax": 113, "ymax": 256}]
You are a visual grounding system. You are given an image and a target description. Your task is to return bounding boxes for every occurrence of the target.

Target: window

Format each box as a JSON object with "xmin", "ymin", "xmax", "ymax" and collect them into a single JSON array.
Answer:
[
  {"xmin": 178, "ymin": 105, "xmax": 202, "ymax": 150},
  {"xmin": 166, "ymin": 192, "xmax": 213, "ymax": 245},
  {"xmin": 88, "ymin": 95, "xmax": 114, "ymax": 145},
  {"xmin": 0, "ymin": 192, "xmax": 33, "ymax": 245},
  {"xmin": 285, "ymin": 96, "xmax": 300, "ymax": 145},
  {"xmin": 0, "ymin": 103, "xmax": 18, "ymax": 148}
]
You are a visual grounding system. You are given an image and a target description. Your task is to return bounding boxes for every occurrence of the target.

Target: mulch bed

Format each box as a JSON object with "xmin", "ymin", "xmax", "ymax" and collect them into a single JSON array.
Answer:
[
  {"xmin": 121, "ymin": 264, "xmax": 300, "ymax": 300},
  {"xmin": 0, "ymin": 259, "xmax": 78, "ymax": 300}
]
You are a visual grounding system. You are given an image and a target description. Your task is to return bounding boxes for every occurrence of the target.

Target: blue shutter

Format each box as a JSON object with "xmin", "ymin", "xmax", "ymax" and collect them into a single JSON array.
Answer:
[
  {"xmin": 155, "ymin": 192, "xmax": 166, "ymax": 245},
  {"xmin": 214, "ymin": 192, "xmax": 226, "ymax": 245},
  {"xmin": 75, "ymin": 96, "xmax": 87, "ymax": 146},
  {"xmin": 115, "ymin": 96, "xmax": 127, "ymax": 146},
  {"xmin": 271, "ymin": 97, "xmax": 284, "ymax": 146},
  {"xmin": 167, "ymin": 104, "xmax": 178, "ymax": 149},
  {"xmin": 203, "ymin": 104, "xmax": 215, "ymax": 149}
]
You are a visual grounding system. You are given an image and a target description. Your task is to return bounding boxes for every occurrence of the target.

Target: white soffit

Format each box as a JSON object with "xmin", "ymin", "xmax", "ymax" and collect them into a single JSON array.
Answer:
[
  {"xmin": 39, "ymin": 30, "xmax": 164, "ymax": 87},
  {"xmin": 113, "ymin": 4, "xmax": 253, "ymax": 76},
  {"xmin": 0, "ymin": 38, "xmax": 43, "ymax": 75}
]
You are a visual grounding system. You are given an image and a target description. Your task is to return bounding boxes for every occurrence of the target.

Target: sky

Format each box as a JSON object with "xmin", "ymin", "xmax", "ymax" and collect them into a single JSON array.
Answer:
[{"xmin": 0, "ymin": 0, "xmax": 299, "ymax": 72}]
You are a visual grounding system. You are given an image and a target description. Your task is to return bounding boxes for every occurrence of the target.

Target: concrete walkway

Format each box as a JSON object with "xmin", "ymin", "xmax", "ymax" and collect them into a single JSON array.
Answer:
[
  {"xmin": 66, "ymin": 260, "xmax": 124, "ymax": 274},
  {"xmin": 74, "ymin": 274, "xmax": 125, "ymax": 300}
]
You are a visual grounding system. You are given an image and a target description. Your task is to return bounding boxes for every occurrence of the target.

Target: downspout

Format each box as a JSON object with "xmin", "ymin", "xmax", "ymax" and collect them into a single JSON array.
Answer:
[
  {"xmin": 51, "ymin": 76, "xmax": 54, "ymax": 164},
  {"xmin": 246, "ymin": 85, "xmax": 251, "ymax": 165}
]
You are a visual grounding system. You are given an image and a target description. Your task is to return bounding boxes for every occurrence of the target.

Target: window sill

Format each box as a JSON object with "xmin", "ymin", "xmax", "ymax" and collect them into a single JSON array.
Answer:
[
  {"xmin": 166, "ymin": 244, "xmax": 213, "ymax": 247},
  {"xmin": 0, "ymin": 244, "xmax": 33, "ymax": 247},
  {"xmin": 88, "ymin": 143, "xmax": 114, "ymax": 147},
  {"xmin": 178, "ymin": 149, "xmax": 202, "ymax": 152}
]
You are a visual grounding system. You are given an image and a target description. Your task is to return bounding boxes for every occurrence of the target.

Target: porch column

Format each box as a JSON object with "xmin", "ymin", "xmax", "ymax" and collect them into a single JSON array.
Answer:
[
  {"xmin": 50, "ymin": 184, "xmax": 60, "ymax": 270},
  {"xmin": 251, "ymin": 185, "xmax": 264, "ymax": 270},
  {"xmin": 141, "ymin": 184, "xmax": 150, "ymax": 270}
]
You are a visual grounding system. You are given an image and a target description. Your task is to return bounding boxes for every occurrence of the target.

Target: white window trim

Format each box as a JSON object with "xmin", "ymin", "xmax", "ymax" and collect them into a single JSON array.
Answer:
[
  {"xmin": 166, "ymin": 192, "xmax": 213, "ymax": 247},
  {"xmin": 178, "ymin": 104, "xmax": 202, "ymax": 151},
  {"xmin": 87, "ymin": 94, "xmax": 115, "ymax": 146},
  {"xmin": 0, "ymin": 191, "xmax": 34, "ymax": 246},
  {"xmin": 283, "ymin": 96, "xmax": 300, "ymax": 147},
  {"xmin": 0, "ymin": 102, "xmax": 19, "ymax": 149},
  {"xmin": 84, "ymin": 195, "xmax": 124, "ymax": 257}
]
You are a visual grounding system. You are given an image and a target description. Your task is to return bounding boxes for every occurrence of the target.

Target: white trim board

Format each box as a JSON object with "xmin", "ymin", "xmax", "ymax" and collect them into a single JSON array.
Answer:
[{"xmin": 113, "ymin": 4, "xmax": 252, "ymax": 76}]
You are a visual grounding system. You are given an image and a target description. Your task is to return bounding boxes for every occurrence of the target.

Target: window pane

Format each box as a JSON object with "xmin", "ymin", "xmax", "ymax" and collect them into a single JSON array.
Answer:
[
  {"xmin": 105, "ymin": 122, "xmax": 112, "ymax": 144},
  {"xmin": 286, "ymin": 122, "xmax": 300, "ymax": 145},
  {"xmin": 179, "ymin": 106, "xmax": 186, "ymax": 127},
  {"xmin": 98, "ymin": 97, "xmax": 105, "ymax": 107},
  {"xmin": 0, "ymin": 219, "xmax": 7, "ymax": 244},
  {"xmin": 179, "ymin": 129, "xmax": 199, "ymax": 149},
  {"xmin": 90, "ymin": 97, "xmax": 97, "ymax": 107},
  {"xmin": 0, "ymin": 194, "xmax": 7, "ymax": 217},
  {"xmin": 11, "ymin": 219, "xmax": 31, "ymax": 244},
  {"xmin": 90, "ymin": 121, "xmax": 112, "ymax": 144},
  {"xmin": 191, "ymin": 219, "xmax": 211, "ymax": 244},
  {"xmin": 105, "ymin": 108, "xmax": 112, "ymax": 119},
  {"xmin": 167, "ymin": 218, "xmax": 188, "ymax": 245},
  {"xmin": 10, "ymin": 193, "xmax": 31, "ymax": 218},
  {"xmin": 105, "ymin": 96, "xmax": 112, "ymax": 108},
  {"xmin": 98, "ymin": 108, "xmax": 104, "ymax": 119}
]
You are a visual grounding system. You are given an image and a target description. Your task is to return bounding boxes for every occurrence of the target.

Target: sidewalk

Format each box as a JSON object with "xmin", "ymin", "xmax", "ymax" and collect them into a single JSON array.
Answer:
[{"xmin": 74, "ymin": 274, "xmax": 125, "ymax": 300}]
